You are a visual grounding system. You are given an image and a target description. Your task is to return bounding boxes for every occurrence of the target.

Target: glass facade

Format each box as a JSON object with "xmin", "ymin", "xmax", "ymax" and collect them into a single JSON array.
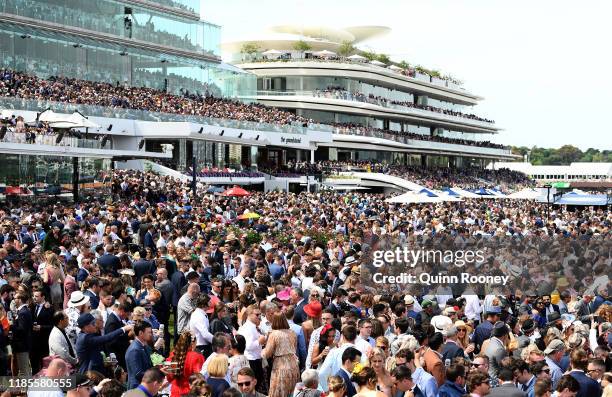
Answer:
[
  {"xmin": 0, "ymin": 0, "xmax": 218, "ymax": 56},
  {"xmin": 0, "ymin": 22, "xmax": 254, "ymax": 98},
  {"xmin": 0, "ymin": 153, "xmax": 111, "ymax": 202}
]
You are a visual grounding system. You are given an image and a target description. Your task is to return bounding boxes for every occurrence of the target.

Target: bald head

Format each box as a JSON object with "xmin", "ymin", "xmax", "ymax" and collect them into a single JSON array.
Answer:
[{"xmin": 47, "ymin": 358, "xmax": 68, "ymax": 377}]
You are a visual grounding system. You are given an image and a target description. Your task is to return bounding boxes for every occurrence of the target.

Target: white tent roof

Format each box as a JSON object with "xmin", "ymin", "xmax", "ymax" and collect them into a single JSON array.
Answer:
[
  {"xmin": 506, "ymin": 188, "xmax": 541, "ymax": 200},
  {"xmin": 66, "ymin": 112, "xmax": 100, "ymax": 129},
  {"xmin": 388, "ymin": 65, "xmax": 403, "ymax": 71},
  {"xmin": 313, "ymin": 49, "xmax": 337, "ymax": 57},
  {"xmin": 262, "ymin": 49, "xmax": 283, "ymax": 55},
  {"xmin": 347, "ymin": 54, "xmax": 366, "ymax": 61},
  {"xmin": 370, "ymin": 60, "xmax": 386, "ymax": 66},
  {"xmin": 449, "ymin": 187, "xmax": 481, "ymax": 198},
  {"xmin": 38, "ymin": 110, "xmax": 100, "ymax": 129},
  {"xmin": 38, "ymin": 109, "xmax": 65, "ymax": 123},
  {"xmin": 386, "ymin": 192, "xmax": 442, "ymax": 204}
]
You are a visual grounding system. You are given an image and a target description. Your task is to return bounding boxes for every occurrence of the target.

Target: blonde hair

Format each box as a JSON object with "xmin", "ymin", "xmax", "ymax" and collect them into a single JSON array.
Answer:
[
  {"xmin": 132, "ymin": 307, "xmax": 146, "ymax": 319},
  {"xmin": 327, "ymin": 376, "xmax": 346, "ymax": 393},
  {"xmin": 207, "ymin": 355, "xmax": 229, "ymax": 378}
]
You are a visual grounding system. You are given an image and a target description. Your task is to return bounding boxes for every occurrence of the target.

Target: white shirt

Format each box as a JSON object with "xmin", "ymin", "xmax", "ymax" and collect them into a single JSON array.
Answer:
[
  {"xmin": 190, "ymin": 308, "xmax": 213, "ymax": 346},
  {"xmin": 200, "ymin": 352, "xmax": 232, "ymax": 383},
  {"xmin": 233, "ymin": 274, "xmax": 245, "ymax": 292},
  {"xmin": 463, "ymin": 294, "xmax": 482, "ymax": 321},
  {"xmin": 237, "ymin": 320, "xmax": 262, "ymax": 360}
]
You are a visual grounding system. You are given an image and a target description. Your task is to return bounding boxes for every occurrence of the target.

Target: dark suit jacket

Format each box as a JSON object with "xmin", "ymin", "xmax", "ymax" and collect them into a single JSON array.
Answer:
[
  {"xmin": 143, "ymin": 232, "xmax": 156, "ymax": 252},
  {"xmin": 126, "ymin": 339, "xmax": 153, "ymax": 389},
  {"xmin": 442, "ymin": 341, "xmax": 465, "ymax": 363},
  {"xmin": 133, "ymin": 259, "xmax": 156, "ymax": 289},
  {"xmin": 170, "ymin": 271, "xmax": 186, "ymax": 307},
  {"xmin": 569, "ymin": 370, "xmax": 602, "ymax": 397},
  {"xmin": 77, "ymin": 328, "xmax": 125, "ymax": 374},
  {"xmin": 336, "ymin": 368, "xmax": 356, "ymax": 397},
  {"xmin": 97, "ymin": 253, "xmax": 120, "ymax": 276},
  {"xmin": 76, "ymin": 268, "xmax": 90, "ymax": 285},
  {"xmin": 293, "ymin": 299, "xmax": 308, "ymax": 325},
  {"xmin": 32, "ymin": 303, "xmax": 54, "ymax": 349},
  {"xmin": 209, "ymin": 250, "xmax": 223, "ymax": 265},
  {"xmin": 83, "ymin": 290, "xmax": 100, "ymax": 310},
  {"xmin": 487, "ymin": 383, "xmax": 526, "ymax": 397},
  {"xmin": 11, "ymin": 306, "xmax": 33, "ymax": 353},
  {"xmin": 104, "ymin": 312, "xmax": 130, "ymax": 368}
]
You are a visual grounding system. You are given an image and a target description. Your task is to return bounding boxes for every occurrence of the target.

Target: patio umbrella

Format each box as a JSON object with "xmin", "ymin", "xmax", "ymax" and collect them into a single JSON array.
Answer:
[
  {"xmin": 262, "ymin": 49, "xmax": 283, "ymax": 56},
  {"xmin": 237, "ymin": 212, "xmax": 261, "ymax": 220},
  {"xmin": 388, "ymin": 65, "xmax": 403, "ymax": 71},
  {"xmin": 206, "ymin": 186, "xmax": 225, "ymax": 193},
  {"xmin": 313, "ymin": 50, "xmax": 337, "ymax": 58},
  {"xmin": 370, "ymin": 60, "xmax": 386, "ymax": 66},
  {"xmin": 347, "ymin": 54, "xmax": 366, "ymax": 61},
  {"xmin": 386, "ymin": 192, "xmax": 442, "ymax": 204},
  {"xmin": 222, "ymin": 186, "xmax": 250, "ymax": 197}
]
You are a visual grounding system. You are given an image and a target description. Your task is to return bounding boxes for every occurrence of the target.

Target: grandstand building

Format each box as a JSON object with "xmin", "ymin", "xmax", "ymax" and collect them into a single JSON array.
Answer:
[
  {"xmin": 226, "ymin": 25, "xmax": 517, "ymax": 168},
  {"xmin": 490, "ymin": 162, "xmax": 612, "ymax": 183},
  {"xmin": 0, "ymin": 0, "xmax": 333, "ymax": 198}
]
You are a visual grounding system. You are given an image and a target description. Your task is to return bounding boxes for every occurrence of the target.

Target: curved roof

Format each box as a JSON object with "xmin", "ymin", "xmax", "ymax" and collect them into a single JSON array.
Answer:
[{"xmin": 270, "ymin": 25, "xmax": 356, "ymax": 43}]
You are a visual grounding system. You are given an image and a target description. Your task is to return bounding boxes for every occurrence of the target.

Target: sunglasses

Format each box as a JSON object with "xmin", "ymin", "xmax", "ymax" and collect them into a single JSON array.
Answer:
[{"xmin": 237, "ymin": 382, "xmax": 251, "ymax": 387}]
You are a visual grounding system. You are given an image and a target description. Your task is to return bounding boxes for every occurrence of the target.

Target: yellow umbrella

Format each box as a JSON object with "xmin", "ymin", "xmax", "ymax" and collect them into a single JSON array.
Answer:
[{"xmin": 237, "ymin": 212, "xmax": 260, "ymax": 220}]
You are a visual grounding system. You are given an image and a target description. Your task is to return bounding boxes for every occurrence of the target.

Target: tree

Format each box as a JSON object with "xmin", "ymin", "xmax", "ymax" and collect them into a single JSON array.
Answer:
[
  {"xmin": 239, "ymin": 43, "xmax": 260, "ymax": 61},
  {"xmin": 376, "ymin": 53, "xmax": 390, "ymax": 64},
  {"xmin": 361, "ymin": 51, "xmax": 377, "ymax": 61},
  {"xmin": 338, "ymin": 41, "xmax": 356, "ymax": 57},
  {"xmin": 557, "ymin": 145, "xmax": 582, "ymax": 165},
  {"xmin": 397, "ymin": 60, "xmax": 410, "ymax": 69},
  {"xmin": 293, "ymin": 40, "xmax": 312, "ymax": 58}
]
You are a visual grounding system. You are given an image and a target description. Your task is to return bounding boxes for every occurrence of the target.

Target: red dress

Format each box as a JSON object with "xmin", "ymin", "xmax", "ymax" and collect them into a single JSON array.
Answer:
[{"xmin": 166, "ymin": 350, "xmax": 205, "ymax": 397}]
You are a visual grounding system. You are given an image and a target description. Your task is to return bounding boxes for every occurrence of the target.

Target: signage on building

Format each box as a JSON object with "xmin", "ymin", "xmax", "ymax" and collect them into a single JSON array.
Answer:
[{"xmin": 280, "ymin": 136, "xmax": 302, "ymax": 144}]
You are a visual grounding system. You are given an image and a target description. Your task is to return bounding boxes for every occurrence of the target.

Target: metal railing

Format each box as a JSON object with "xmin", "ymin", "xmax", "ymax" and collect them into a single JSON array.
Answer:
[
  {"xmin": 0, "ymin": 130, "xmax": 104, "ymax": 149},
  {"xmin": 0, "ymin": 96, "xmax": 327, "ymax": 135}
]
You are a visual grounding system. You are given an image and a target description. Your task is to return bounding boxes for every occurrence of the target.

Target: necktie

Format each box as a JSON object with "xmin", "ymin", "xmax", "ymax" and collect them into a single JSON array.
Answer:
[
  {"xmin": 60, "ymin": 328, "xmax": 75, "ymax": 357},
  {"xmin": 36, "ymin": 304, "xmax": 42, "ymax": 317}
]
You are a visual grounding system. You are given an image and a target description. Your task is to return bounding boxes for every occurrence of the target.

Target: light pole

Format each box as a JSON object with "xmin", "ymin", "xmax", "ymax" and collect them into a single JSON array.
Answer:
[{"xmin": 544, "ymin": 183, "xmax": 552, "ymax": 220}]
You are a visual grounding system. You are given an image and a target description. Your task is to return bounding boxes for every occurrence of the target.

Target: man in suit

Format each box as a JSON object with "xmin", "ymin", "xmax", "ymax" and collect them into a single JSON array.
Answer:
[
  {"xmin": 290, "ymin": 287, "xmax": 307, "ymax": 325},
  {"xmin": 488, "ymin": 367, "xmax": 526, "ymax": 397},
  {"xmin": 574, "ymin": 295, "xmax": 595, "ymax": 323},
  {"xmin": 133, "ymin": 252, "xmax": 157, "ymax": 290},
  {"xmin": 208, "ymin": 240, "xmax": 223, "ymax": 265},
  {"xmin": 423, "ymin": 332, "xmax": 446, "ymax": 388},
  {"xmin": 143, "ymin": 226, "xmax": 156, "ymax": 254},
  {"xmin": 76, "ymin": 258, "xmax": 92, "ymax": 288},
  {"xmin": 392, "ymin": 365, "xmax": 424, "ymax": 397},
  {"xmin": 30, "ymin": 290, "xmax": 54, "ymax": 374},
  {"xmin": 83, "ymin": 277, "xmax": 101, "ymax": 310},
  {"xmin": 49, "ymin": 311, "xmax": 77, "ymax": 366},
  {"xmin": 335, "ymin": 347, "xmax": 361, "ymax": 397},
  {"xmin": 541, "ymin": 295, "xmax": 561, "ymax": 324},
  {"xmin": 437, "ymin": 363, "xmax": 467, "ymax": 397},
  {"xmin": 123, "ymin": 368, "xmax": 166, "ymax": 397},
  {"xmin": 568, "ymin": 349, "xmax": 602, "ymax": 397},
  {"xmin": 11, "ymin": 293, "xmax": 33, "ymax": 375},
  {"xmin": 126, "ymin": 321, "xmax": 154, "ymax": 390},
  {"xmin": 104, "ymin": 302, "xmax": 132, "ymax": 369},
  {"xmin": 76, "ymin": 313, "xmax": 132, "ymax": 374},
  {"xmin": 96, "ymin": 244, "xmax": 120, "ymax": 276},
  {"xmin": 484, "ymin": 322, "xmax": 510, "ymax": 379}
]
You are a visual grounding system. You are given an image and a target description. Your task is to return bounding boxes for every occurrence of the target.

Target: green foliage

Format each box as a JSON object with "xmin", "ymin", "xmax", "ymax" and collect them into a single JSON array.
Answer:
[
  {"xmin": 361, "ymin": 51, "xmax": 377, "ymax": 61},
  {"xmin": 293, "ymin": 40, "xmax": 312, "ymax": 52},
  {"xmin": 510, "ymin": 145, "xmax": 612, "ymax": 165},
  {"xmin": 376, "ymin": 53, "xmax": 390, "ymax": 64},
  {"xmin": 244, "ymin": 230, "xmax": 262, "ymax": 245},
  {"xmin": 338, "ymin": 41, "xmax": 356, "ymax": 57},
  {"xmin": 240, "ymin": 42, "xmax": 260, "ymax": 55},
  {"xmin": 397, "ymin": 60, "xmax": 410, "ymax": 69}
]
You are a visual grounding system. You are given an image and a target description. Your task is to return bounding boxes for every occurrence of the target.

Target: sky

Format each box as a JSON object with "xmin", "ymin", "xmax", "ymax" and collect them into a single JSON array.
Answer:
[{"xmin": 202, "ymin": 0, "xmax": 612, "ymax": 150}]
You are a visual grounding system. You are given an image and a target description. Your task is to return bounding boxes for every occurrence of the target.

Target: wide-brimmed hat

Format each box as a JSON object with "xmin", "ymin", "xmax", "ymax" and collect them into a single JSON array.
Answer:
[
  {"xmin": 68, "ymin": 291, "xmax": 90, "ymax": 308},
  {"xmin": 304, "ymin": 301, "xmax": 322, "ymax": 318},
  {"xmin": 544, "ymin": 339, "xmax": 565, "ymax": 355},
  {"xmin": 404, "ymin": 295, "xmax": 415, "ymax": 305},
  {"xmin": 277, "ymin": 287, "xmax": 291, "ymax": 301}
]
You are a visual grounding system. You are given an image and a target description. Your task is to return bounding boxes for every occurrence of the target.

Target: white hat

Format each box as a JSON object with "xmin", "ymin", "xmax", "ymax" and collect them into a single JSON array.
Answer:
[
  {"xmin": 404, "ymin": 295, "xmax": 415, "ymax": 305},
  {"xmin": 431, "ymin": 315, "xmax": 453, "ymax": 333},
  {"xmin": 68, "ymin": 291, "xmax": 90, "ymax": 308}
]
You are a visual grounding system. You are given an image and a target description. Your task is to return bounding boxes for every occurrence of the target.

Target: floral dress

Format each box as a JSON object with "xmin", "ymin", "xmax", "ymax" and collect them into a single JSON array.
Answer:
[{"xmin": 262, "ymin": 329, "xmax": 299, "ymax": 397}]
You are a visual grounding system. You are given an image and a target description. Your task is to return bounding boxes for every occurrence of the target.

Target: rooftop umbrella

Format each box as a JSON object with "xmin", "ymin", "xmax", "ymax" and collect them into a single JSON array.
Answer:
[
  {"xmin": 347, "ymin": 54, "xmax": 367, "ymax": 61},
  {"xmin": 419, "ymin": 188, "xmax": 438, "ymax": 197},
  {"xmin": 222, "ymin": 186, "xmax": 250, "ymax": 197},
  {"xmin": 237, "ymin": 212, "xmax": 261, "ymax": 220},
  {"xmin": 313, "ymin": 50, "xmax": 337, "ymax": 58},
  {"xmin": 370, "ymin": 60, "xmax": 386, "ymax": 66}
]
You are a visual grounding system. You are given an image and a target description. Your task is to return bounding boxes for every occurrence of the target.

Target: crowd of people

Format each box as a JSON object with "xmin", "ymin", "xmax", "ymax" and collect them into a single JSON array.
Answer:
[
  {"xmin": 0, "ymin": 69, "xmax": 311, "ymax": 126},
  {"xmin": 0, "ymin": 169, "xmax": 608, "ymax": 397},
  {"xmin": 314, "ymin": 87, "xmax": 495, "ymax": 124},
  {"xmin": 332, "ymin": 124, "xmax": 508, "ymax": 150}
]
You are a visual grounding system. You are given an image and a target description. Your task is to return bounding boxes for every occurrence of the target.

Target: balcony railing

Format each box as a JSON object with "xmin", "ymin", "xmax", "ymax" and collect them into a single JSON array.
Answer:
[
  {"xmin": 333, "ymin": 128, "xmax": 512, "ymax": 155},
  {"xmin": 255, "ymin": 90, "xmax": 495, "ymax": 128},
  {"xmin": 0, "ymin": 130, "xmax": 104, "ymax": 149},
  {"xmin": 0, "ymin": 96, "xmax": 328, "ymax": 136}
]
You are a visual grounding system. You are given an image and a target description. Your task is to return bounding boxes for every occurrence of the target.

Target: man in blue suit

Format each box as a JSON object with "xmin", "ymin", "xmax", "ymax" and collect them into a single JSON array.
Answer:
[
  {"xmin": 126, "ymin": 321, "xmax": 154, "ymax": 390},
  {"xmin": 335, "ymin": 347, "xmax": 361, "ymax": 397},
  {"xmin": 76, "ymin": 313, "xmax": 132, "ymax": 374},
  {"xmin": 97, "ymin": 244, "xmax": 120, "ymax": 276},
  {"xmin": 568, "ymin": 349, "xmax": 602, "ymax": 397}
]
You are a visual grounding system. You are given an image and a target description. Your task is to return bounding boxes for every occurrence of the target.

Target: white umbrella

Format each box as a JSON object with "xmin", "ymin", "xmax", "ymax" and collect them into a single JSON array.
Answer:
[
  {"xmin": 389, "ymin": 65, "xmax": 403, "ymax": 71},
  {"xmin": 370, "ymin": 60, "xmax": 386, "ymax": 66},
  {"xmin": 262, "ymin": 49, "xmax": 282, "ymax": 55},
  {"xmin": 449, "ymin": 187, "xmax": 481, "ymax": 198},
  {"xmin": 347, "ymin": 54, "xmax": 366, "ymax": 61},
  {"xmin": 67, "ymin": 112, "xmax": 100, "ymax": 128},
  {"xmin": 313, "ymin": 50, "xmax": 337, "ymax": 58},
  {"xmin": 38, "ymin": 109, "xmax": 65, "ymax": 123},
  {"xmin": 386, "ymin": 192, "xmax": 442, "ymax": 204},
  {"xmin": 506, "ymin": 188, "xmax": 541, "ymax": 200}
]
